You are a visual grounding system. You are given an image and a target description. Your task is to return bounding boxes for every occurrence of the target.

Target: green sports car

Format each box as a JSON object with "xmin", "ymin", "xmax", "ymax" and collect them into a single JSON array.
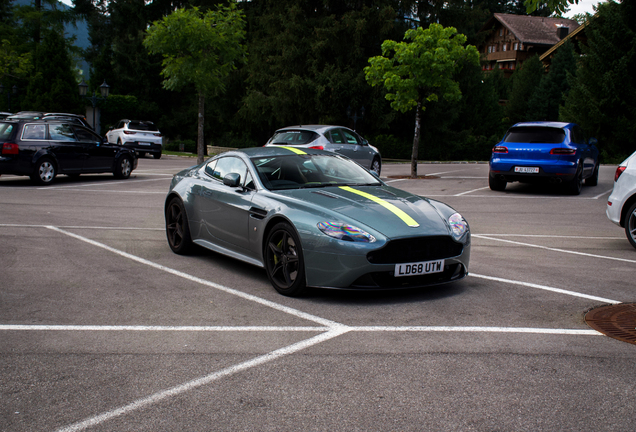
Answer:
[{"xmin": 165, "ymin": 146, "xmax": 470, "ymax": 296}]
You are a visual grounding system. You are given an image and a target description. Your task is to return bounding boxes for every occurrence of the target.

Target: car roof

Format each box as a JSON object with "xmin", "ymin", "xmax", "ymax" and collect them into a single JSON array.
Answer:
[
  {"xmin": 275, "ymin": 125, "xmax": 345, "ymax": 133},
  {"xmin": 512, "ymin": 121, "xmax": 572, "ymax": 129}
]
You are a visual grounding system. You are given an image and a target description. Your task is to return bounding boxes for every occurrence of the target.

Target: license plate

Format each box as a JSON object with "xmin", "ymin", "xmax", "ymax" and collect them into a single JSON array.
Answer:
[
  {"xmin": 395, "ymin": 259, "xmax": 444, "ymax": 277},
  {"xmin": 515, "ymin": 166, "xmax": 539, "ymax": 173},
  {"xmin": 138, "ymin": 142, "xmax": 151, "ymax": 146}
]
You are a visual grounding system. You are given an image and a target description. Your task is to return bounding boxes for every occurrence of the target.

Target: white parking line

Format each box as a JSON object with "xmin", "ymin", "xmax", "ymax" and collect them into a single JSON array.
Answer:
[
  {"xmin": 593, "ymin": 188, "xmax": 613, "ymax": 199},
  {"xmin": 454, "ymin": 186, "xmax": 489, "ymax": 196},
  {"xmin": 39, "ymin": 178, "xmax": 168, "ymax": 190},
  {"xmin": 473, "ymin": 234, "xmax": 636, "ymax": 264},
  {"xmin": 55, "ymin": 327, "xmax": 351, "ymax": 432}
]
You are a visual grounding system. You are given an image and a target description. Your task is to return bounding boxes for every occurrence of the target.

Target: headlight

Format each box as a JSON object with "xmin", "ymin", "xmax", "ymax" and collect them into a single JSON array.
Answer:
[
  {"xmin": 448, "ymin": 213, "xmax": 469, "ymax": 241},
  {"xmin": 317, "ymin": 222, "xmax": 376, "ymax": 243}
]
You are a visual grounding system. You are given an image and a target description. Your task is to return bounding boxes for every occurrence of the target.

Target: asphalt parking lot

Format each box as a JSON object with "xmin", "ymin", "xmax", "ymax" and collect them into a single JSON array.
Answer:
[{"xmin": 1, "ymin": 155, "xmax": 635, "ymax": 432}]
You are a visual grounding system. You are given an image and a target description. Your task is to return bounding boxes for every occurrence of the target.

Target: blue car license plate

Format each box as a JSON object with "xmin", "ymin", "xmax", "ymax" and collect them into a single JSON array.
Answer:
[
  {"xmin": 515, "ymin": 166, "xmax": 539, "ymax": 173},
  {"xmin": 395, "ymin": 259, "xmax": 444, "ymax": 277}
]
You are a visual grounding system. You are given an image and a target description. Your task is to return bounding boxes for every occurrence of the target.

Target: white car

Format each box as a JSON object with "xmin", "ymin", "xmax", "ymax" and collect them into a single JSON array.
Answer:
[
  {"xmin": 106, "ymin": 119, "xmax": 163, "ymax": 159},
  {"xmin": 607, "ymin": 150, "xmax": 636, "ymax": 249}
]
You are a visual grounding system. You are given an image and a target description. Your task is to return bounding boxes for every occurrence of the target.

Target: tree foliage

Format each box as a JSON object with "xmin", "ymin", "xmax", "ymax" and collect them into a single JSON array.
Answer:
[
  {"xmin": 144, "ymin": 3, "xmax": 246, "ymax": 163},
  {"xmin": 561, "ymin": 0, "xmax": 636, "ymax": 161},
  {"xmin": 365, "ymin": 24, "xmax": 479, "ymax": 177},
  {"xmin": 504, "ymin": 54, "xmax": 543, "ymax": 125}
]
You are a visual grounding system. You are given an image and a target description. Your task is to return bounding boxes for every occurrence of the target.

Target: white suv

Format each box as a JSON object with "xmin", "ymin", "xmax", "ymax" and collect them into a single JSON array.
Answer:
[
  {"xmin": 106, "ymin": 119, "xmax": 163, "ymax": 159},
  {"xmin": 607, "ymin": 150, "xmax": 636, "ymax": 249}
]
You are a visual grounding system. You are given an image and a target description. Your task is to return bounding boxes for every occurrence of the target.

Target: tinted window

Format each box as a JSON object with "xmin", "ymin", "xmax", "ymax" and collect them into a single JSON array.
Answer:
[
  {"xmin": 22, "ymin": 124, "xmax": 47, "ymax": 140},
  {"xmin": 504, "ymin": 127, "xmax": 565, "ymax": 144},
  {"xmin": 49, "ymin": 124, "xmax": 76, "ymax": 141},
  {"xmin": 0, "ymin": 123, "xmax": 16, "ymax": 140},
  {"xmin": 269, "ymin": 130, "xmax": 318, "ymax": 145},
  {"xmin": 329, "ymin": 130, "xmax": 345, "ymax": 144},
  {"xmin": 73, "ymin": 127, "xmax": 100, "ymax": 142},
  {"xmin": 570, "ymin": 126, "xmax": 585, "ymax": 145},
  {"xmin": 127, "ymin": 121, "xmax": 158, "ymax": 132},
  {"xmin": 341, "ymin": 129, "xmax": 360, "ymax": 145}
]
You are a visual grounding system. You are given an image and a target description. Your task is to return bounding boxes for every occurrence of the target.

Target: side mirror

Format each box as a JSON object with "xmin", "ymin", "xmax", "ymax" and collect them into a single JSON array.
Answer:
[
  {"xmin": 589, "ymin": 137, "xmax": 598, "ymax": 146},
  {"xmin": 223, "ymin": 172, "xmax": 241, "ymax": 188}
]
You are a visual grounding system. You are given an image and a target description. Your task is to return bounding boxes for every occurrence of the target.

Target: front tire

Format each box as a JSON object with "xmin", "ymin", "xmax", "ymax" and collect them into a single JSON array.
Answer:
[
  {"xmin": 153, "ymin": 151, "xmax": 162, "ymax": 159},
  {"xmin": 625, "ymin": 202, "xmax": 636, "ymax": 250},
  {"xmin": 265, "ymin": 222, "xmax": 307, "ymax": 296},
  {"xmin": 165, "ymin": 197, "xmax": 193, "ymax": 254},
  {"xmin": 114, "ymin": 156, "xmax": 133, "ymax": 179},
  {"xmin": 31, "ymin": 157, "xmax": 56, "ymax": 185}
]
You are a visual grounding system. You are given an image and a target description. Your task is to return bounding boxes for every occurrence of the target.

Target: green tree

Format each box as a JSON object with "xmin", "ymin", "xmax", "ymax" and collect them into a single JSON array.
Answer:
[
  {"xmin": 144, "ymin": 3, "xmax": 246, "ymax": 164},
  {"xmin": 524, "ymin": 0, "xmax": 579, "ymax": 15},
  {"xmin": 505, "ymin": 55, "xmax": 543, "ymax": 125},
  {"xmin": 21, "ymin": 28, "xmax": 81, "ymax": 112},
  {"xmin": 365, "ymin": 24, "xmax": 479, "ymax": 177},
  {"xmin": 526, "ymin": 41, "xmax": 577, "ymax": 121},
  {"xmin": 561, "ymin": 0, "xmax": 636, "ymax": 161}
]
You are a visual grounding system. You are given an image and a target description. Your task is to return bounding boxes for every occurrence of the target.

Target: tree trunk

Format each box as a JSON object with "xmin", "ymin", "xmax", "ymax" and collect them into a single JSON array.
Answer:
[
  {"xmin": 410, "ymin": 100, "xmax": 422, "ymax": 179},
  {"xmin": 197, "ymin": 93, "xmax": 205, "ymax": 165}
]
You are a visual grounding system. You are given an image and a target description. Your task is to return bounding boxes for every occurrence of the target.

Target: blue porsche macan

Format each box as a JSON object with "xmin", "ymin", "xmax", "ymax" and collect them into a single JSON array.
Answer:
[
  {"xmin": 489, "ymin": 122, "xmax": 599, "ymax": 195},
  {"xmin": 165, "ymin": 147, "xmax": 470, "ymax": 296}
]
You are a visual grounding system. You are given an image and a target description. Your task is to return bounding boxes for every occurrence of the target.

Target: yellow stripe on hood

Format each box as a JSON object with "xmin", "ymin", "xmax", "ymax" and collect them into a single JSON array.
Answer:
[{"xmin": 339, "ymin": 186, "xmax": 420, "ymax": 227}]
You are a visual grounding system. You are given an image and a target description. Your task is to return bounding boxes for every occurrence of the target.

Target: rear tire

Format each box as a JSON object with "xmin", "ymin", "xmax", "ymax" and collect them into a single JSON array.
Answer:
[
  {"xmin": 585, "ymin": 164, "xmax": 599, "ymax": 186},
  {"xmin": 625, "ymin": 202, "xmax": 636, "ymax": 250},
  {"xmin": 165, "ymin": 197, "xmax": 194, "ymax": 254},
  {"xmin": 565, "ymin": 166, "xmax": 583, "ymax": 195},
  {"xmin": 31, "ymin": 157, "xmax": 56, "ymax": 185},
  {"xmin": 489, "ymin": 174, "xmax": 506, "ymax": 191}
]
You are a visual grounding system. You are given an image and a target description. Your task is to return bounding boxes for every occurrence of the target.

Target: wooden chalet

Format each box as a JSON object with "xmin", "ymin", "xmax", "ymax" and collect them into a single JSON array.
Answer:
[{"xmin": 479, "ymin": 13, "xmax": 580, "ymax": 77}]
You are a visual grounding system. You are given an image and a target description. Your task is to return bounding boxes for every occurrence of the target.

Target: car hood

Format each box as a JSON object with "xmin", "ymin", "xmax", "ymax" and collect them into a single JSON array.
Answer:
[{"xmin": 274, "ymin": 185, "xmax": 451, "ymax": 239}]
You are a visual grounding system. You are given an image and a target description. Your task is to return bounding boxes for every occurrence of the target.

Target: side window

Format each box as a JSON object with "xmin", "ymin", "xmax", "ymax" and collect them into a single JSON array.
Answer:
[
  {"xmin": 341, "ymin": 129, "xmax": 360, "ymax": 145},
  {"xmin": 204, "ymin": 160, "xmax": 218, "ymax": 178},
  {"xmin": 49, "ymin": 124, "xmax": 77, "ymax": 141},
  {"xmin": 73, "ymin": 127, "xmax": 100, "ymax": 143},
  {"xmin": 244, "ymin": 171, "xmax": 255, "ymax": 190},
  {"xmin": 208, "ymin": 157, "xmax": 248, "ymax": 186},
  {"xmin": 570, "ymin": 127, "xmax": 583, "ymax": 145},
  {"xmin": 329, "ymin": 130, "xmax": 345, "ymax": 144},
  {"xmin": 22, "ymin": 124, "xmax": 47, "ymax": 140}
]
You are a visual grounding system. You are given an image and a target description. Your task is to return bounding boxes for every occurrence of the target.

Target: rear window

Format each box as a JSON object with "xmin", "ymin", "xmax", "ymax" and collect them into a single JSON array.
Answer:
[
  {"xmin": 127, "ymin": 121, "xmax": 158, "ymax": 132},
  {"xmin": 504, "ymin": 127, "xmax": 565, "ymax": 144},
  {"xmin": 269, "ymin": 130, "xmax": 319, "ymax": 145},
  {"xmin": 0, "ymin": 122, "xmax": 16, "ymax": 140}
]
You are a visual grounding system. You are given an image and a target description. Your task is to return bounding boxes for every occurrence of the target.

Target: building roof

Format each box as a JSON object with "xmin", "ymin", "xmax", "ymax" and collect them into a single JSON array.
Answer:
[
  {"xmin": 483, "ymin": 13, "xmax": 581, "ymax": 46},
  {"xmin": 539, "ymin": 18, "xmax": 590, "ymax": 62}
]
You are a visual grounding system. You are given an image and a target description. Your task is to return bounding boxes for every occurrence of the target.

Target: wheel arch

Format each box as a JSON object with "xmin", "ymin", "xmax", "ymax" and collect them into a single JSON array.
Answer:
[{"xmin": 620, "ymin": 193, "xmax": 636, "ymax": 228}]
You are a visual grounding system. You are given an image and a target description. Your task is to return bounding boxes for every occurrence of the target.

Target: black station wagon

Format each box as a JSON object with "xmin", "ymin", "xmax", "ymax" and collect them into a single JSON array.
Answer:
[{"xmin": 0, "ymin": 120, "xmax": 137, "ymax": 185}]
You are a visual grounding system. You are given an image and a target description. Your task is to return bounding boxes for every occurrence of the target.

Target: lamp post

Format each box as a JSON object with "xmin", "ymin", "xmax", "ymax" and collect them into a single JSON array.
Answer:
[
  {"xmin": 79, "ymin": 80, "xmax": 110, "ymax": 132},
  {"xmin": 346, "ymin": 105, "xmax": 365, "ymax": 131},
  {"xmin": 0, "ymin": 84, "xmax": 19, "ymax": 112}
]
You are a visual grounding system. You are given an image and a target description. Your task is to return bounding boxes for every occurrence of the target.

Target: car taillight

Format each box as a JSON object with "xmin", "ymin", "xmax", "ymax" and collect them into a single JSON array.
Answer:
[
  {"xmin": 124, "ymin": 131, "xmax": 137, "ymax": 135},
  {"xmin": 492, "ymin": 146, "xmax": 508, "ymax": 153},
  {"xmin": 153, "ymin": 133, "xmax": 162, "ymax": 137},
  {"xmin": 550, "ymin": 148, "xmax": 576, "ymax": 155},
  {"xmin": 615, "ymin": 166, "xmax": 626, "ymax": 182},
  {"xmin": 309, "ymin": 146, "xmax": 324, "ymax": 150},
  {"xmin": 1, "ymin": 142, "xmax": 19, "ymax": 155}
]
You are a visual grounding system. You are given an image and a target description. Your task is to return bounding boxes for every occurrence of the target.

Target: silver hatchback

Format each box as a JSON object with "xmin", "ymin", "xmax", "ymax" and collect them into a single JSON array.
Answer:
[{"xmin": 265, "ymin": 125, "xmax": 382, "ymax": 175}]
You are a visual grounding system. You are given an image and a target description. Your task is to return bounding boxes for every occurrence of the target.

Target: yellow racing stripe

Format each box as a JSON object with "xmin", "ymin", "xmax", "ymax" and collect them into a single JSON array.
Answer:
[
  {"xmin": 279, "ymin": 146, "xmax": 307, "ymax": 155},
  {"xmin": 339, "ymin": 186, "xmax": 420, "ymax": 227}
]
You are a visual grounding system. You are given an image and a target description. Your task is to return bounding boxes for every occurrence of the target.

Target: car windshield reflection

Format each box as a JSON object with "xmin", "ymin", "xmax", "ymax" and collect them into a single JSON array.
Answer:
[{"xmin": 252, "ymin": 154, "xmax": 380, "ymax": 191}]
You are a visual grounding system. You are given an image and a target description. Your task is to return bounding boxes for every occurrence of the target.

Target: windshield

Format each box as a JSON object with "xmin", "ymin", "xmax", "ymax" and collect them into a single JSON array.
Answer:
[
  {"xmin": 504, "ymin": 127, "xmax": 565, "ymax": 144},
  {"xmin": 269, "ymin": 130, "xmax": 319, "ymax": 145},
  {"xmin": 252, "ymin": 154, "xmax": 380, "ymax": 191}
]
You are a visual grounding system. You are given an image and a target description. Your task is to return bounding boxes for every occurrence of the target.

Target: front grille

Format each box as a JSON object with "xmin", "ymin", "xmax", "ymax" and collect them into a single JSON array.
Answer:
[{"xmin": 367, "ymin": 236, "xmax": 463, "ymax": 264}]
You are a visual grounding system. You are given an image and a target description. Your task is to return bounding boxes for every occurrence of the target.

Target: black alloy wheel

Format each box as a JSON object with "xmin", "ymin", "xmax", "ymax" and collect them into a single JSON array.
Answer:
[
  {"xmin": 265, "ymin": 222, "xmax": 307, "ymax": 296},
  {"xmin": 371, "ymin": 158, "xmax": 381, "ymax": 176},
  {"xmin": 166, "ymin": 197, "xmax": 193, "ymax": 254},
  {"xmin": 31, "ymin": 157, "xmax": 56, "ymax": 185}
]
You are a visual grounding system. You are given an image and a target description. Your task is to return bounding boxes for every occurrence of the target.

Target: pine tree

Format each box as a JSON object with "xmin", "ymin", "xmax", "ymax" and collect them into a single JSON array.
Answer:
[{"xmin": 505, "ymin": 55, "xmax": 543, "ymax": 125}]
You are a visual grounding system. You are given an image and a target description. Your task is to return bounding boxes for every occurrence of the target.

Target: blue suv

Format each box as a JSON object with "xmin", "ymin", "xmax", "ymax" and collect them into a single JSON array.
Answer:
[{"xmin": 489, "ymin": 122, "xmax": 599, "ymax": 195}]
